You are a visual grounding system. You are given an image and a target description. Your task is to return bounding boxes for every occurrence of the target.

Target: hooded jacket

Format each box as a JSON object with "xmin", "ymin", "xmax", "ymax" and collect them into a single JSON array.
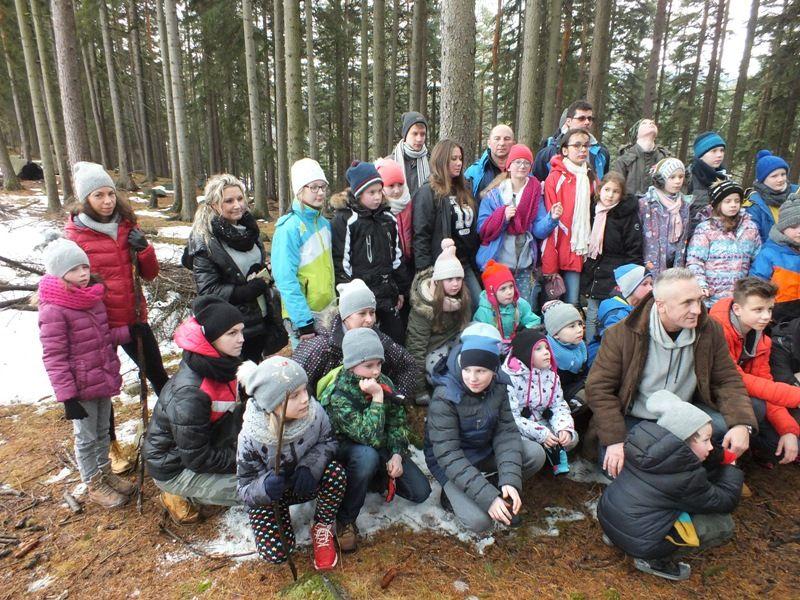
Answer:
[
  {"xmin": 532, "ymin": 130, "xmax": 610, "ymax": 182},
  {"xmin": 585, "ymin": 295, "xmax": 756, "ymax": 451},
  {"xmin": 143, "ymin": 318, "xmax": 242, "ymax": 481},
  {"xmin": 424, "ymin": 343, "xmax": 523, "ymax": 511},
  {"xmin": 638, "ymin": 186, "xmax": 692, "ymax": 278},
  {"xmin": 611, "ymin": 142, "xmax": 672, "ymax": 197},
  {"xmin": 464, "ymin": 148, "xmax": 503, "ymax": 200},
  {"xmin": 473, "ymin": 290, "xmax": 540, "ymax": 339},
  {"xmin": 745, "ymin": 183, "xmax": 800, "ymax": 243},
  {"xmin": 579, "ymin": 194, "xmax": 644, "ymax": 299},
  {"xmin": 597, "ymin": 421, "xmax": 743, "ymax": 560},
  {"xmin": 750, "ymin": 227, "xmax": 800, "ymax": 324}
]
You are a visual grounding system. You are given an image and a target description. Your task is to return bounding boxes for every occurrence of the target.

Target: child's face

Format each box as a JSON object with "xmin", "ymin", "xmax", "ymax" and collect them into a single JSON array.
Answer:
[
  {"xmin": 63, "ymin": 264, "xmax": 90, "ymax": 288},
  {"xmin": 663, "ymin": 170, "xmax": 685, "ymax": 195},
  {"xmin": 764, "ymin": 169, "xmax": 787, "ymax": 193},
  {"xmin": 441, "ymin": 277, "xmax": 463, "ymax": 296},
  {"xmin": 732, "ymin": 295, "xmax": 774, "ymax": 332},
  {"xmin": 562, "ymin": 133, "xmax": 589, "ymax": 165},
  {"xmin": 599, "ymin": 181, "xmax": 622, "ymax": 207},
  {"xmin": 352, "ymin": 358, "xmax": 383, "ymax": 380},
  {"xmin": 555, "ymin": 320, "xmax": 585, "ymax": 345},
  {"xmin": 383, "ymin": 183, "xmax": 404, "ymax": 201},
  {"xmin": 687, "ymin": 423, "xmax": 714, "ymax": 462},
  {"xmin": 359, "ymin": 183, "xmax": 384, "ymax": 211},
  {"xmin": 782, "ymin": 224, "xmax": 800, "ymax": 245},
  {"xmin": 701, "ymin": 147, "xmax": 725, "ymax": 169},
  {"xmin": 283, "ymin": 384, "xmax": 310, "ymax": 420},
  {"xmin": 531, "ymin": 340, "xmax": 551, "ymax": 369},
  {"xmin": 495, "ymin": 281, "xmax": 515, "ymax": 306},
  {"xmin": 299, "ymin": 180, "xmax": 327, "ymax": 209},
  {"xmin": 717, "ymin": 194, "xmax": 741, "ymax": 218},
  {"xmin": 461, "ymin": 366, "xmax": 494, "ymax": 394},
  {"xmin": 343, "ymin": 307, "xmax": 376, "ymax": 330},
  {"xmin": 630, "ymin": 277, "xmax": 653, "ymax": 304}
]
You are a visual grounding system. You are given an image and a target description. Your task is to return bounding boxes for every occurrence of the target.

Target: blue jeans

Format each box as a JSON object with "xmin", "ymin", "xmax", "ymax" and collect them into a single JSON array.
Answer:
[
  {"xmin": 463, "ymin": 266, "xmax": 483, "ymax": 314},
  {"xmin": 513, "ymin": 267, "xmax": 542, "ymax": 313},
  {"xmin": 335, "ymin": 441, "xmax": 431, "ymax": 524},
  {"xmin": 696, "ymin": 397, "xmax": 766, "ymax": 447},
  {"xmin": 562, "ymin": 271, "xmax": 581, "ymax": 306}
]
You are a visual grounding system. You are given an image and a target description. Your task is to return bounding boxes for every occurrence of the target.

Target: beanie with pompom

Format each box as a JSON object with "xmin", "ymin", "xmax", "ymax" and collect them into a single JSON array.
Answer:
[
  {"xmin": 432, "ymin": 238, "xmax": 465, "ymax": 281},
  {"xmin": 755, "ymin": 149, "xmax": 789, "ymax": 184}
]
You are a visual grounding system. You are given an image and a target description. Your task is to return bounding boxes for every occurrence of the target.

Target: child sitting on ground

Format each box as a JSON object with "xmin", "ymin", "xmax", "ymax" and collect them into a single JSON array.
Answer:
[
  {"xmin": 473, "ymin": 259, "xmax": 541, "ymax": 347},
  {"xmin": 598, "ymin": 390, "xmax": 744, "ymax": 582},
  {"xmin": 38, "ymin": 239, "xmax": 135, "ymax": 509},
  {"xmin": 320, "ymin": 328, "xmax": 431, "ymax": 552},
  {"xmin": 543, "ymin": 301, "xmax": 588, "ymax": 413},
  {"xmin": 502, "ymin": 329, "xmax": 578, "ymax": 475},
  {"xmin": 236, "ymin": 357, "xmax": 343, "ymax": 571}
]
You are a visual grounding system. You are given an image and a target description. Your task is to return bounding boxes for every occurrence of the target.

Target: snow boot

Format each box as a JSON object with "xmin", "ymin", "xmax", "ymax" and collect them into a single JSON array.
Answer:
[
  {"xmin": 311, "ymin": 523, "xmax": 338, "ymax": 570},
  {"xmin": 109, "ymin": 440, "xmax": 134, "ymax": 475},
  {"xmin": 336, "ymin": 521, "xmax": 359, "ymax": 553},
  {"xmin": 101, "ymin": 464, "xmax": 137, "ymax": 496},
  {"xmin": 159, "ymin": 491, "xmax": 200, "ymax": 525},
  {"xmin": 87, "ymin": 471, "xmax": 128, "ymax": 509},
  {"xmin": 633, "ymin": 557, "xmax": 691, "ymax": 581}
]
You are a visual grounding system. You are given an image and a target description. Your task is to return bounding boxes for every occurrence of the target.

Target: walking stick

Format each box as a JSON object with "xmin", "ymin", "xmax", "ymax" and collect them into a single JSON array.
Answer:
[
  {"xmin": 131, "ymin": 249, "xmax": 149, "ymax": 514},
  {"xmin": 272, "ymin": 393, "xmax": 298, "ymax": 581}
]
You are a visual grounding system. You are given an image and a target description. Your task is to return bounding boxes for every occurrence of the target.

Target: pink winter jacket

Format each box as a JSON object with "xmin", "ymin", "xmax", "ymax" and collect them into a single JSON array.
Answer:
[{"xmin": 38, "ymin": 275, "xmax": 131, "ymax": 402}]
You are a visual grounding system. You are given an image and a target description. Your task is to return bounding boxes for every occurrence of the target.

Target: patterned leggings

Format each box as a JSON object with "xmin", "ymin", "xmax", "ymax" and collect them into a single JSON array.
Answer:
[{"xmin": 248, "ymin": 461, "xmax": 346, "ymax": 564}]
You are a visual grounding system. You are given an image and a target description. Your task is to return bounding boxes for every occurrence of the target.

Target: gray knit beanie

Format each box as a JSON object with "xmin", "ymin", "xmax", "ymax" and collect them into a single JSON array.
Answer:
[
  {"xmin": 73, "ymin": 161, "xmax": 115, "ymax": 202},
  {"xmin": 777, "ymin": 194, "xmax": 800, "ymax": 232},
  {"xmin": 543, "ymin": 301, "xmax": 582, "ymax": 337},
  {"xmin": 337, "ymin": 279, "xmax": 376, "ymax": 320},
  {"xmin": 646, "ymin": 390, "xmax": 711, "ymax": 441},
  {"xmin": 238, "ymin": 356, "xmax": 308, "ymax": 413},
  {"xmin": 342, "ymin": 327, "xmax": 384, "ymax": 369},
  {"xmin": 43, "ymin": 238, "xmax": 90, "ymax": 277}
]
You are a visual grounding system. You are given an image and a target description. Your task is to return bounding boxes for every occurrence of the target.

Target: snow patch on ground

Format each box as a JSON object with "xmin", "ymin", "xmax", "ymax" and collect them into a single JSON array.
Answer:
[
  {"xmin": 135, "ymin": 209, "xmax": 169, "ymax": 219},
  {"xmin": 44, "ymin": 467, "xmax": 73, "ymax": 484},
  {"xmin": 566, "ymin": 457, "xmax": 611, "ymax": 485},
  {"xmin": 153, "ymin": 242, "xmax": 184, "ymax": 266},
  {"xmin": 26, "ymin": 575, "xmax": 54, "ymax": 593},
  {"xmin": 529, "ymin": 506, "xmax": 587, "ymax": 537},
  {"xmin": 157, "ymin": 226, "xmax": 192, "ymax": 240},
  {"xmin": 0, "ymin": 310, "xmax": 54, "ymax": 406}
]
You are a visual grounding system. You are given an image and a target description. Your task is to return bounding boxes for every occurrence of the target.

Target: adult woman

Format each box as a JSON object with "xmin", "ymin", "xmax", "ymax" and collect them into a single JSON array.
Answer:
[
  {"xmin": 746, "ymin": 150, "xmax": 799, "ymax": 243},
  {"xmin": 184, "ymin": 174, "xmax": 284, "ymax": 364},
  {"xmin": 413, "ymin": 139, "xmax": 481, "ymax": 307}
]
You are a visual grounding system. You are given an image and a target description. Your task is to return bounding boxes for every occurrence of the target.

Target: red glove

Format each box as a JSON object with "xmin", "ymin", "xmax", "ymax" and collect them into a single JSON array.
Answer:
[
  {"xmin": 722, "ymin": 449, "xmax": 738, "ymax": 466},
  {"xmin": 386, "ymin": 476, "xmax": 396, "ymax": 502}
]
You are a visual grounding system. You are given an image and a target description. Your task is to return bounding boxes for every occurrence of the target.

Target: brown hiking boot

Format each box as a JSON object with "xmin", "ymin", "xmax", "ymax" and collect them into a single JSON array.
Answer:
[
  {"xmin": 741, "ymin": 482, "xmax": 753, "ymax": 498},
  {"xmin": 87, "ymin": 471, "xmax": 128, "ymax": 509},
  {"xmin": 159, "ymin": 491, "xmax": 200, "ymax": 525},
  {"xmin": 336, "ymin": 521, "xmax": 358, "ymax": 553},
  {"xmin": 101, "ymin": 465, "xmax": 137, "ymax": 496},
  {"xmin": 109, "ymin": 440, "xmax": 134, "ymax": 475}
]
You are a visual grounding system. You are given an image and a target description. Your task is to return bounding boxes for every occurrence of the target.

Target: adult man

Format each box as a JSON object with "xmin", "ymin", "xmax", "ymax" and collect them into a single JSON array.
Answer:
[
  {"xmin": 392, "ymin": 111, "xmax": 430, "ymax": 197},
  {"xmin": 586, "ymin": 268, "xmax": 758, "ymax": 478},
  {"xmin": 533, "ymin": 100, "xmax": 611, "ymax": 181},
  {"xmin": 464, "ymin": 124, "xmax": 515, "ymax": 200},
  {"xmin": 611, "ymin": 119, "xmax": 672, "ymax": 196}
]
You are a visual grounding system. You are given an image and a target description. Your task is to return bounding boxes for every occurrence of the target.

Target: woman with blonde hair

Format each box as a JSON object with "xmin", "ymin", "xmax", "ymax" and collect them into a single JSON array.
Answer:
[{"xmin": 183, "ymin": 174, "xmax": 284, "ymax": 363}]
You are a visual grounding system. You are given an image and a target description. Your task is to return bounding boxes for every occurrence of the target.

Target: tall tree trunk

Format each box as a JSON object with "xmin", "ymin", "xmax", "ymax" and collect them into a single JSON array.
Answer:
[
  {"xmin": 284, "ymin": 0, "xmax": 304, "ymax": 166},
  {"xmin": 707, "ymin": 0, "xmax": 729, "ymax": 129},
  {"xmin": 654, "ymin": 0, "xmax": 673, "ymax": 122},
  {"xmin": 554, "ymin": 0, "xmax": 573, "ymax": 113},
  {"xmin": 372, "ymin": 0, "xmax": 387, "ymax": 156},
  {"xmin": 678, "ymin": 0, "xmax": 709, "ymax": 161},
  {"xmin": 0, "ymin": 29, "xmax": 32, "ymax": 161},
  {"xmin": 242, "ymin": 0, "xmax": 268, "ymax": 218},
  {"xmin": 305, "ymin": 0, "xmax": 319, "ymax": 160},
  {"xmin": 575, "ymin": 1, "xmax": 589, "ymax": 98},
  {"xmin": 0, "ymin": 125, "xmax": 22, "ymax": 190},
  {"xmin": 273, "ymin": 0, "xmax": 289, "ymax": 211},
  {"xmin": 261, "ymin": 6, "xmax": 276, "ymax": 203},
  {"xmin": 127, "ymin": 0, "xmax": 155, "ymax": 183},
  {"xmin": 359, "ymin": 0, "xmax": 370, "ymax": 158},
  {"xmin": 332, "ymin": 0, "xmax": 351, "ymax": 188},
  {"xmin": 81, "ymin": 41, "xmax": 111, "ymax": 167},
  {"xmin": 726, "ymin": 0, "xmax": 759, "ymax": 169},
  {"xmin": 491, "ymin": 0, "xmax": 503, "ymax": 126},
  {"xmin": 155, "ymin": 0, "xmax": 180, "ymax": 206},
  {"xmin": 587, "ymin": 0, "xmax": 611, "ymax": 132},
  {"xmin": 410, "ymin": 0, "xmax": 426, "ymax": 112},
  {"xmin": 387, "ymin": 0, "xmax": 400, "ymax": 148},
  {"xmin": 540, "ymin": 0, "xmax": 562, "ymax": 135},
  {"xmin": 698, "ymin": 0, "xmax": 726, "ymax": 132},
  {"xmin": 642, "ymin": 0, "xmax": 668, "ymax": 118},
  {"xmin": 13, "ymin": 0, "xmax": 59, "ymax": 211},
  {"xmin": 439, "ymin": 0, "xmax": 476, "ymax": 154},
  {"xmin": 164, "ymin": 0, "xmax": 195, "ymax": 220},
  {"xmin": 518, "ymin": 0, "xmax": 544, "ymax": 147},
  {"xmin": 98, "ymin": 0, "xmax": 134, "ymax": 190}
]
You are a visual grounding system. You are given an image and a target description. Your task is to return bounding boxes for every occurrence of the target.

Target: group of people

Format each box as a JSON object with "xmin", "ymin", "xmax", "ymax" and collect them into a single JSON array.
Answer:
[{"xmin": 34, "ymin": 100, "xmax": 800, "ymax": 581}]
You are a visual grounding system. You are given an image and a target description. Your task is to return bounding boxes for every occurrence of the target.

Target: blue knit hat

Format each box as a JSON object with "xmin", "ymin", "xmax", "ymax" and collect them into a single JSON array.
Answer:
[
  {"xmin": 693, "ymin": 131, "xmax": 726, "ymax": 159},
  {"xmin": 459, "ymin": 323, "xmax": 502, "ymax": 370},
  {"xmin": 346, "ymin": 161, "xmax": 383, "ymax": 198},
  {"xmin": 613, "ymin": 264, "xmax": 651, "ymax": 299},
  {"xmin": 755, "ymin": 150, "xmax": 789, "ymax": 183}
]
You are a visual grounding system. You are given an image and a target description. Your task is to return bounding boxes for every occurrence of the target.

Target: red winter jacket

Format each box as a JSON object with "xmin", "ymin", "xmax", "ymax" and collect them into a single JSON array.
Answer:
[
  {"xmin": 709, "ymin": 298, "xmax": 800, "ymax": 436},
  {"xmin": 65, "ymin": 215, "xmax": 159, "ymax": 327},
  {"xmin": 541, "ymin": 155, "xmax": 596, "ymax": 275}
]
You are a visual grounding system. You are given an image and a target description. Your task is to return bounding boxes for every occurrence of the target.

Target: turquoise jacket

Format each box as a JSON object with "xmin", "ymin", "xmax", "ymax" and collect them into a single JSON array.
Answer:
[{"xmin": 473, "ymin": 290, "xmax": 541, "ymax": 339}]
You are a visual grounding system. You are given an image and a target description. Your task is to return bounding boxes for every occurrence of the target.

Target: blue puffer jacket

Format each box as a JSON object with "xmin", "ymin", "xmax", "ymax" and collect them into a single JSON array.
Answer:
[
  {"xmin": 745, "ymin": 184, "xmax": 799, "ymax": 243},
  {"xmin": 587, "ymin": 296, "xmax": 633, "ymax": 366},
  {"xmin": 464, "ymin": 148, "xmax": 503, "ymax": 200}
]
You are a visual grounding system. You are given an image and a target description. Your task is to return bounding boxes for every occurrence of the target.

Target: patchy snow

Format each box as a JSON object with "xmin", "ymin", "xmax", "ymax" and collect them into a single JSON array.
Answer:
[
  {"xmin": 44, "ymin": 467, "xmax": 73, "ymax": 484},
  {"xmin": 116, "ymin": 419, "xmax": 141, "ymax": 446},
  {"xmin": 0, "ymin": 310, "xmax": 55, "ymax": 405},
  {"xmin": 529, "ymin": 506, "xmax": 587, "ymax": 538},
  {"xmin": 584, "ymin": 498, "xmax": 599, "ymax": 521},
  {"xmin": 152, "ymin": 241, "xmax": 184, "ymax": 266},
  {"xmin": 566, "ymin": 457, "xmax": 611, "ymax": 485},
  {"xmin": 71, "ymin": 482, "xmax": 88, "ymax": 497},
  {"xmin": 26, "ymin": 575, "xmax": 54, "ymax": 593},
  {"xmin": 157, "ymin": 226, "xmax": 192, "ymax": 240},
  {"xmin": 135, "ymin": 209, "xmax": 169, "ymax": 219}
]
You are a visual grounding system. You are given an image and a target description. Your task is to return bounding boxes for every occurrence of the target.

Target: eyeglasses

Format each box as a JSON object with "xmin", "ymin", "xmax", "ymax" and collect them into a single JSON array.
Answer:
[
  {"xmin": 567, "ymin": 143, "xmax": 590, "ymax": 151},
  {"xmin": 306, "ymin": 184, "xmax": 329, "ymax": 194},
  {"xmin": 572, "ymin": 115, "xmax": 595, "ymax": 123},
  {"xmin": 510, "ymin": 159, "xmax": 532, "ymax": 168}
]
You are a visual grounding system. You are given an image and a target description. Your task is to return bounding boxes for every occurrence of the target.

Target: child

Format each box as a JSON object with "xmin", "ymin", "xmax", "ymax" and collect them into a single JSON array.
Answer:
[
  {"xmin": 543, "ymin": 301, "xmax": 588, "ymax": 412},
  {"xmin": 473, "ymin": 259, "xmax": 540, "ymax": 345},
  {"xmin": 686, "ymin": 131, "xmax": 728, "ymax": 227},
  {"xmin": 502, "ymin": 329, "xmax": 578, "ymax": 475},
  {"xmin": 542, "ymin": 128, "xmax": 598, "ymax": 305},
  {"xmin": 709, "ymin": 277, "xmax": 800, "ymax": 465},
  {"xmin": 331, "ymin": 161, "xmax": 406, "ymax": 344},
  {"xmin": 750, "ymin": 194, "xmax": 800, "ymax": 325},
  {"xmin": 320, "ymin": 328, "xmax": 431, "ymax": 552},
  {"xmin": 687, "ymin": 180, "xmax": 761, "ymax": 307},
  {"xmin": 598, "ymin": 390, "xmax": 744, "ymax": 581},
  {"xmin": 38, "ymin": 239, "xmax": 135, "ymax": 508},
  {"xmin": 236, "ymin": 356, "xmax": 344, "ymax": 571},
  {"xmin": 425, "ymin": 323, "xmax": 544, "ymax": 534},
  {"xmin": 272, "ymin": 158, "xmax": 336, "ymax": 347},
  {"xmin": 580, "ymin": 171, "xmax": 644, "ymax": 341},
  {"xmin": 746, "ymin": 150, "xmax": 798, "ymax": 243},
  {"xmin": 406, "ymin": 239, "xmax": 472, "ymax": 404},
  {"xmin": 639, "ymin": 157, "xmax": 692, "ymax": 278}
]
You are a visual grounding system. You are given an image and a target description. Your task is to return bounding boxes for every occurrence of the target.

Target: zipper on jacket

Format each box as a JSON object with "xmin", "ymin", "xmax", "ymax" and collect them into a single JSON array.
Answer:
[{"xmin": 367, "ymin": 234, "xmax": 373, "ymax": 263}]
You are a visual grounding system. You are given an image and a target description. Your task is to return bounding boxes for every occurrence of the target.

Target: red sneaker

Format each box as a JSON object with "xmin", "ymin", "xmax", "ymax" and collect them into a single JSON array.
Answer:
[{"xmin": 311, "ymin": 523, "xmax": 338, "ymax": 571}]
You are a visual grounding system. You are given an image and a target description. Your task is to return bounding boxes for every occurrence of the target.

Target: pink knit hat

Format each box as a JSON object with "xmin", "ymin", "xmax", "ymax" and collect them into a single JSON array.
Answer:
[{"xmin": 432, "ymin": 239, "xmax": 464, "ymax": 281}]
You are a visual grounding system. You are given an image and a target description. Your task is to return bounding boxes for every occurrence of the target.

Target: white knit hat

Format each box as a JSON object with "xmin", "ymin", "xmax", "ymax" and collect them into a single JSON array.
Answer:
[
  {"xmin": 646, "ymin": 390, "xmax": 711, "ymax": 441},
  {"xmin": 43, "ymin": 238, "xmax": 90, "ymax": 277},
  {"xmin": 432, "ymin": 239, "xmax": 464, "ymax": 281},
  {"xmin": 73, "ymin": 161, "xmax": 115, "ymax": 202},
  {"xmin": 291, "ymin": 158, "xmax": 328, "ymax": 198},
  {"xmin": 337, "ymin": 279, "xmax": 376, "ymax": 321}
]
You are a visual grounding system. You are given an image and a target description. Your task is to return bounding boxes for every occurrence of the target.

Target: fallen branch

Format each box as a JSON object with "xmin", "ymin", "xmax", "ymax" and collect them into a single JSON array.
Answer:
[
  {"xmin": 0, "ymin": 282, "xmax": 37, "ymax": 292},
  {"xmin": 0, "ymin": 255, "xmax": 44, "ymax": 276},
  {"xmin": 12, "ymin": 537, "xmax": 39, "ymax": 559},
  {"xmin": 62, "ymin": 492, "xmax": 82, "ymax": 514},
  {"xmin": 0, "ymin": 296, "xmax": 32, "ymax": 310},
  {"xmin": 769, "ymin": 533, "xmax": 800, "ymax": 548}
]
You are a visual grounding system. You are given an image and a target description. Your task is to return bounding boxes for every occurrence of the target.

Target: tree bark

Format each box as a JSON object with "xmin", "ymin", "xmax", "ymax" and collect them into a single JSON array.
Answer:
[
  {"xmin": 698, "ymin": 0, "xmax": 726, "ymax": 132},
  {"xmin": 273, "ymin": 0, "xmax": 289, "ymax": 211},
  {"xmin": 387, "ymin": 0, "xmax": 400, "ymax": 148},
  {"xmin": 0, "ymin": 29, "xmax": 32, "ymax": 162},
  {"xmin": 359, "ymin": 0, "xmax": 370, "ymax": 159},
  {"xmin": 164, "ymin": 0, "xmax": 196, "ymax": 220},
  {"xmin": 654, "ymin": 0, "xmax": 673, "ymax": 122},
  {"xmin": 518, "ymin": 0, "xmax": 544, "ymax": 147},
  {"xmin": 13, "ymin": 0, "xmax": 59, "ymax": 211},
  {"xmin": 0, "ymin": 125, "xmax": 22, "ymax": 190},
  {"xmin": 707, "ymin": 0, "xmax": 729, "ymax": 129},
  {"xmin": 155, "ymin": 0, "xmax": 181, "ymax": 208},
  {"xmin": 726, "ymin": 0, "xmax": 759, "ymax": 169},
  {"xmin": 261, "ymin": 6, "xmax": 276, "ymax": 203},
  {"xmin": 242, "ymin": 0, "xmax": 268, "ymax": 218},
  {"xmin": 587, "ymin": 0, "xmax": 611, "ymax": 133},
  {"xmin": 372, "ymin": 0, "xmax": 387, "ymax": 156},
  {"xmin": 540, "ymin": 0, "xmax": 562, "ymax": 136},
  {"xmin": 81, "ymin": 41, "xmax": 111, "ymax": 168},
  {"xmin": 678, "ymin": 0, "xmax": 710, "ymax": 162},
  {"xmin": 127, "ymin": 0, "xmax": 155, "ymax": 183},
  {"xmin": 332, "ymin": 0, "xmax": 351, "ymax": 188},
  {"xmin": 642, "ymin": 0, "xmax": 668, "ymax": 118},
  {"xmin": 410, "ymin": 0, "xmax": 426, "ymax": 112},
  {"xmin": 491, "ymin": 0, "xmax": 503, "ymax": 126},
  {"xmin": 439, "ymin": 0, "xmax": 476, "ymax": 154},
  {"xmin": 305, "ymin": 0, "xmax": 319, "ymax": 160},
  {"xmin": 554, "ymin": 0, "xmax": 573, "ymax": 114},
  {"xmin": 284, "ymin": 0, "xmax": 304, "ymax": 166}
]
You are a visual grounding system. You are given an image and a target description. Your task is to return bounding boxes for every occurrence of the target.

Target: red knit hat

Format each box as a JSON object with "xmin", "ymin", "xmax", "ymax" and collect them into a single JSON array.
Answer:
[
  {"xmin": 375, "ymin": 158, "xmax": 405, "ymax": 187},
  {"xmin": 505, "ymin": 144, "xmax": 534, "ymax": 172},
  {"xmin": 481, "ymin": 259, "xmax": 518, "ymax": 307}
]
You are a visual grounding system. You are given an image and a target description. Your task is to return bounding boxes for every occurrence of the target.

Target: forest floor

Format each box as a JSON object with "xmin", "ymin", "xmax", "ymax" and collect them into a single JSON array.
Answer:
[{"xmin": 1, "ymin": 181, "xmax": 799, "ymax": 599}]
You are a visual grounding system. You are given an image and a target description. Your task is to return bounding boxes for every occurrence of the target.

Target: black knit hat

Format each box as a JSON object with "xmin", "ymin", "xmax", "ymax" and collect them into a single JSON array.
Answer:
[
  {"xmin": 192, "ymin": 295, "xmax": 244, "ymax": 342},
  {"xmin": 708, "ymin": 179, "xmax": 744, "ymax": 208},
  {"xmin": 510, "ymin": 328, "xmax": 548, "ymax": 370},
  {"xmin": 401, "ymin": 111, "xmax": 428, "ymax": 140}
]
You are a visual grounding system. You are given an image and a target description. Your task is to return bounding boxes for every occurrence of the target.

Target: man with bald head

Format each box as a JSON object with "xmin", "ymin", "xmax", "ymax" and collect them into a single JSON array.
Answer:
[{"xmin": 465, "ymin": 124, "xmax": 515, "ymax": 202}]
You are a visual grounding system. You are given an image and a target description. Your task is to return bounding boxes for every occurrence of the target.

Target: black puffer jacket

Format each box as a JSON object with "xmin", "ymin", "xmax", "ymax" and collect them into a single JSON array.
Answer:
[
  {"xmin": 769, "ymin": 317, "xmax": 800, "ymax": 386},
  {"xmin": 597, "ymin": 421, "xmax": 743, "ymax": 560},
  {"xmin": 580, "ymin": 194, "xmax": 644, "ymax": 299},
  {"xmin": 331, "ymin": 192, "xmax": 405, "ymax": 308}
]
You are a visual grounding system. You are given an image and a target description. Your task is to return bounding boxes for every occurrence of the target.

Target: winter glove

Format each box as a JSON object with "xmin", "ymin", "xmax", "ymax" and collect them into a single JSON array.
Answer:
[
  {"xmin": 263, "ymin": 471, "xmax": 286, "ymax": 501},
  {"xmin": 291, "ymin": 467, "xmax": 317, "ymax": 497},
  {"xmin": 129, "ymin": 322, "xmax": 149, "ymax": 339},
  {"xmin": 229, "ymin": 278, "xmax": 268, "ymax": 304},
  {"xmin": 63, "ymin": 398, "xmax": 88, "ymax": 420},
  {"xmin": 128, "ymin": 228, "xmax": 149, "ymax": 251},
  {"xmin": 297, "ymin": 322, "xmax": 316, "ymax": 336}
]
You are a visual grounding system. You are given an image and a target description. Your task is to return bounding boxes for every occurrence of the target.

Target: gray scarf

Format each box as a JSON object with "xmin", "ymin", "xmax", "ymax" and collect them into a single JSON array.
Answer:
[
  {"xmin": 77, "ymin": 212, "xmax": 120, "ymax": 240},
  {"xmin": 769, "ymin": 224, "xmax": 800, "ymax": 251},
  {"xmin": 240, "ymin": 395, "xmax": 319, "ymax": 447},
  {"xmin": 393, "ymin": 140, "xmax": 430, "ymax": 189}
]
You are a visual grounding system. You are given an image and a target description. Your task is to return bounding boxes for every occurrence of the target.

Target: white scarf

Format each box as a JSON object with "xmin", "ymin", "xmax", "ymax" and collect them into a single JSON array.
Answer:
[
  {"xmin": 393, "ymin": 140, "xmax": 430, "ymax": 189},
  {"xmin": 387, "ymin": 186, "xmax": 412, "ymax": 215},
  {"xmin": 563, "ymin": 159, "xmax": 592, "ymax": 256}
]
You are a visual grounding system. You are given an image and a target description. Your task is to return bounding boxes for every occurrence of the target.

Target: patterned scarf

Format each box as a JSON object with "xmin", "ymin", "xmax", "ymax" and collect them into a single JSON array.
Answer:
[
  {"xmin": 562, "ymin": 159, "xmax": 592, "ymax": 256},
  {"xmin": 655, "ymin": 189, "xmax": 684, "ymax": 243}
]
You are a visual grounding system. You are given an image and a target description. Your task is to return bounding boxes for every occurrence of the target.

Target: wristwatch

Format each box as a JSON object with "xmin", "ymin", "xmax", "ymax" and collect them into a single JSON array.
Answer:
[{"xmin": 743, "ymin": 425, "xmax": 753, "ymax": 435}]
